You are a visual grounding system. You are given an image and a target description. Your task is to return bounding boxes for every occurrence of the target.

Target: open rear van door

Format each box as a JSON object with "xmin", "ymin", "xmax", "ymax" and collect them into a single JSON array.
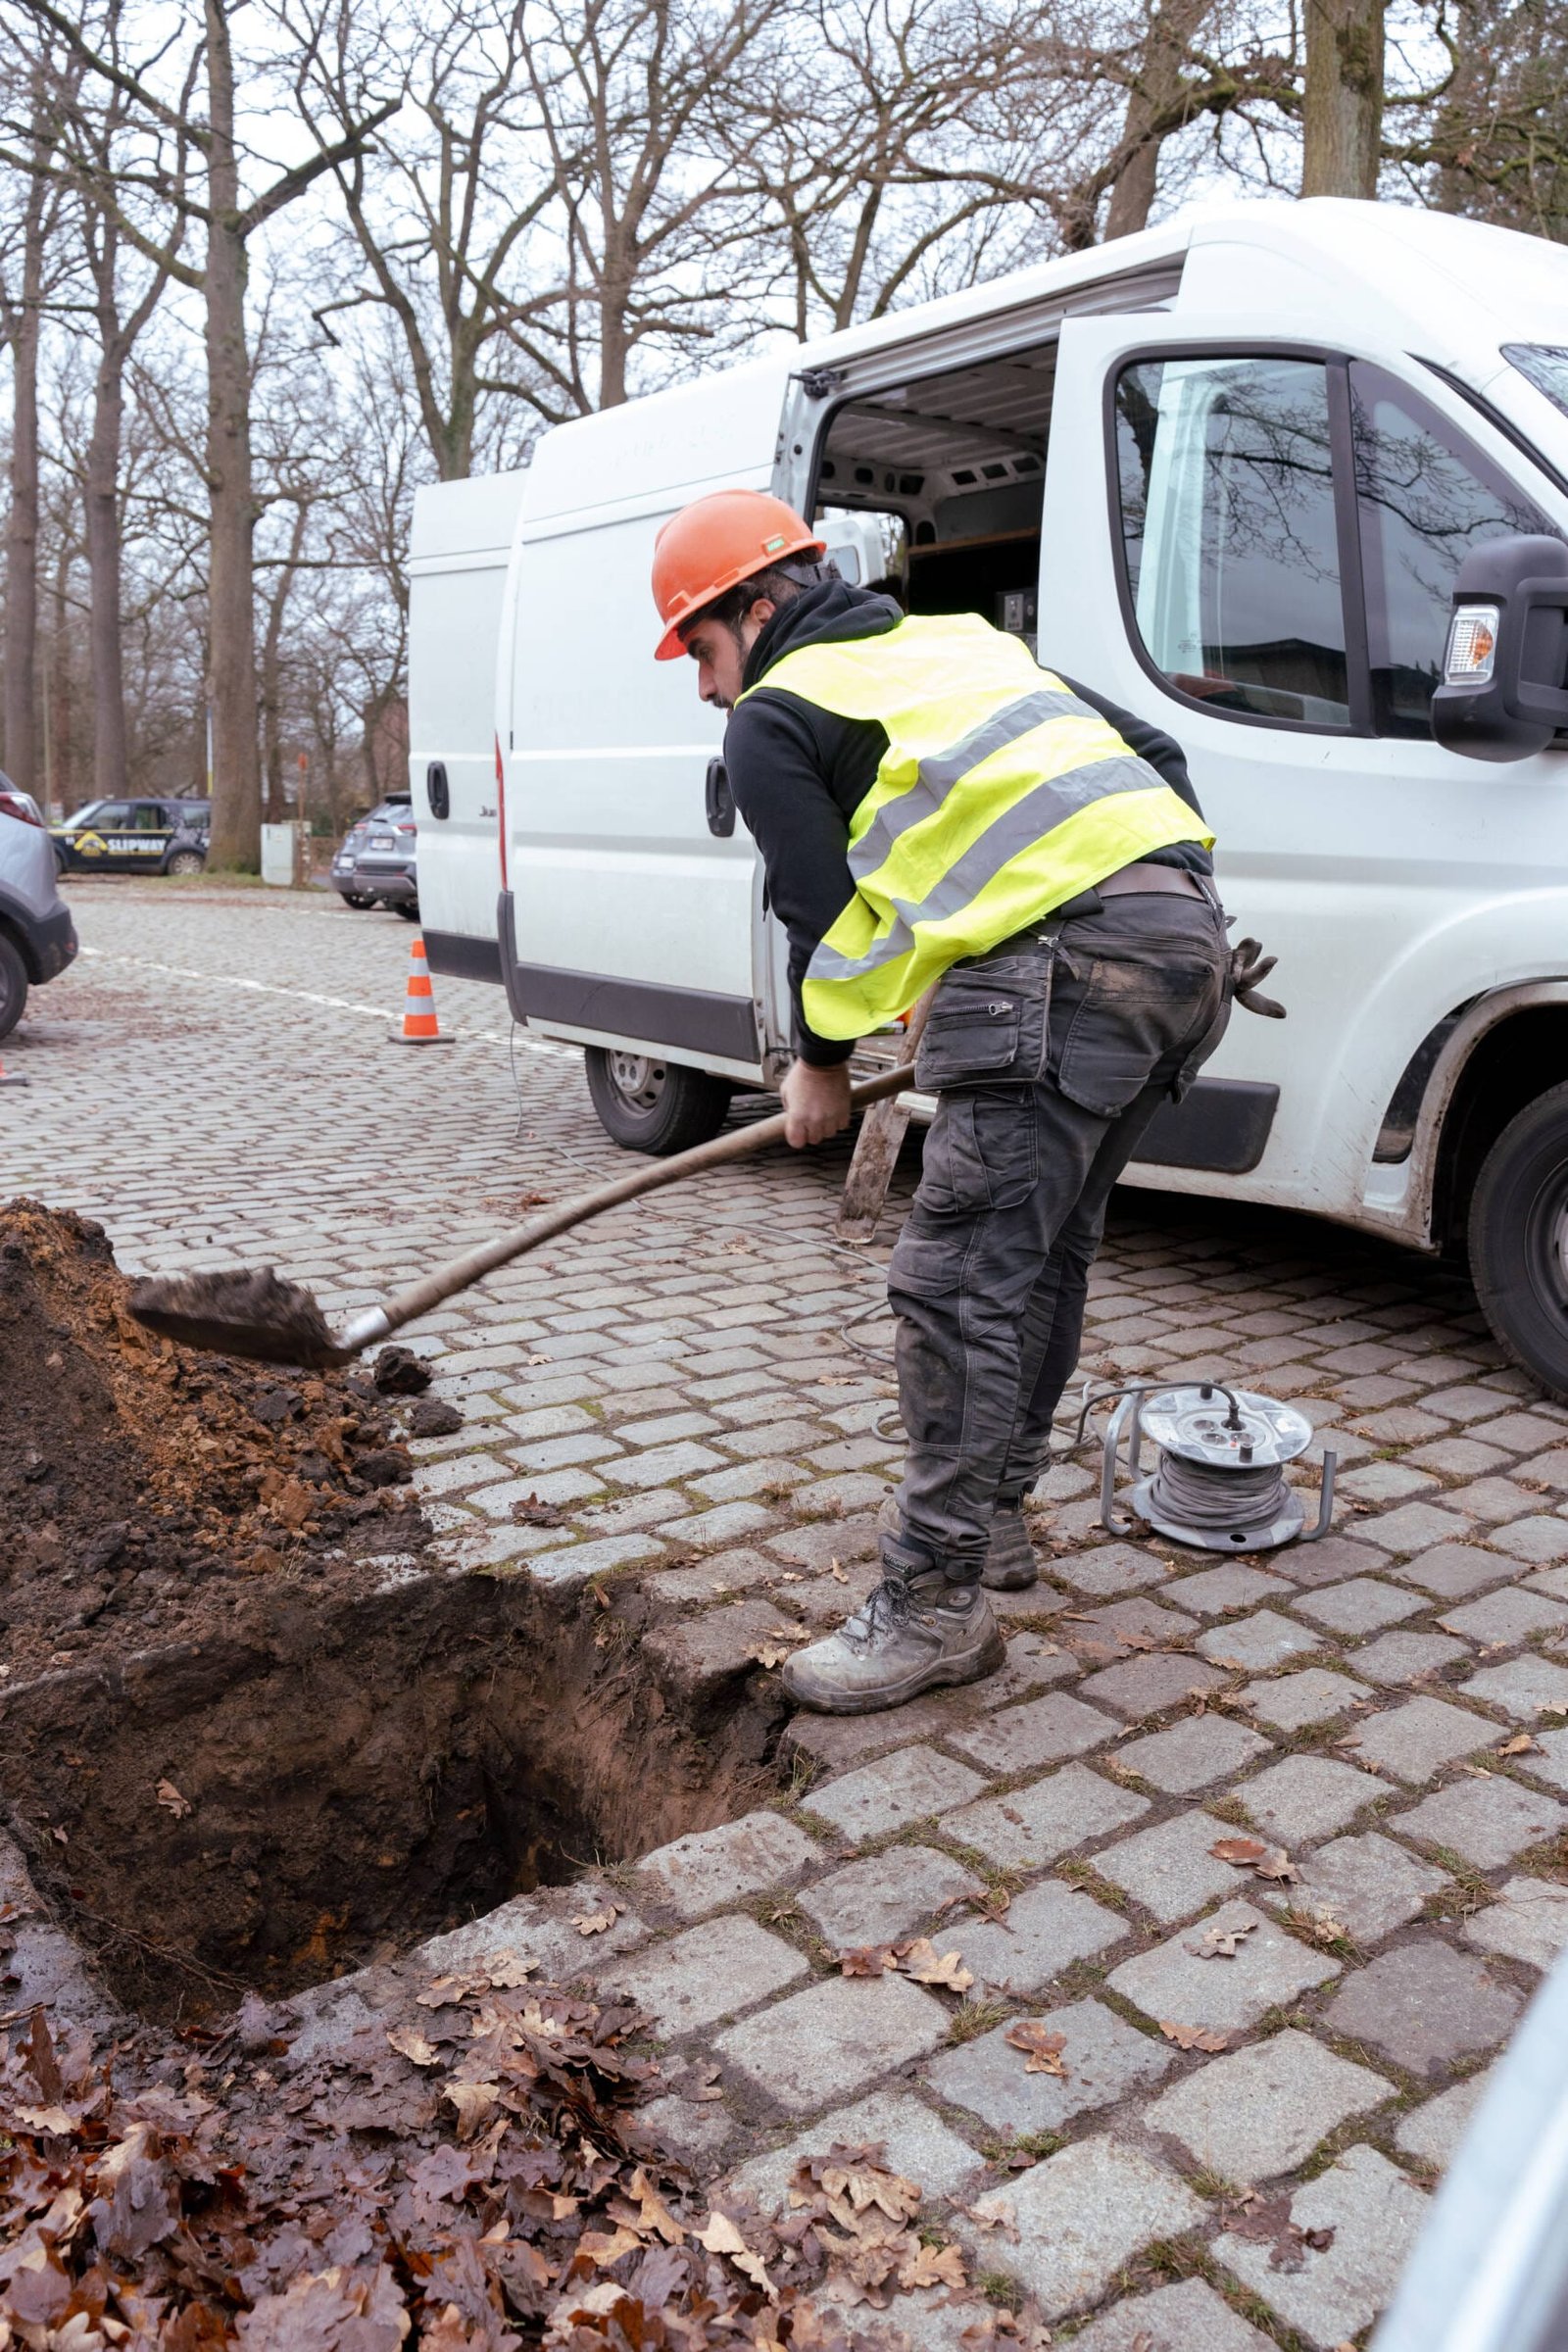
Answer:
[{"xmin": 1040, "ymin": 310, "xmax": 1567, "ymax": 1214}]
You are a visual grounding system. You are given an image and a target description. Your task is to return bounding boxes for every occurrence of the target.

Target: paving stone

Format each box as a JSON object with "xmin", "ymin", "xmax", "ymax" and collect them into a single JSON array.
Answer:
[
  {"xmin": 1461, "ymin": 1655, "xmax": 1568, "ymax": 1718},
  {"xmin": 926, "ymin": 1995, "xmax": 1173, "ymax": 2134},
  {"xmin": 965, "ymin": 2137, "xmax": 1203, "ymax": 2322},
  {"xmin": 1052, "ymin": 1542, "xmax": 1170, "ymax": 1596},
  {"xmin": 1093, "ymin": 1808, "xmax": 1249, "ymax": 1924},
  {"xmin": 609, "ymin": 1916, "xmax": 808, "ymax": 2038},
  {"xmin": 1238, "ymin": 1667, "xmax": 1371, "ymax": 1732},
  {"xmin": 1390, "ymin": 1544, "xmax": 1516, "ymax": 1600},
  {"xmin": 1144, "ymin": 2027, "xmax": 1391, "ymax": 2182},
  {"xmin": 1516, "ymin": 1445, "xmax": 1568, "ymax": 1489},
  {"xmin": 1107, "ymin": 1899, "xmax": 1339, "ymax": 2031},
  {"xmin": 1293, "ymin": 1577, "xmax": 1426, "ymax": 1636},
  {"xmin": 805, "ymin": 1745, "xmax": 988, "ymax": 1842},
  {"xmin": 1079, "ymin": 1652, "xmax": 1224, "ymax": 1718},
  {"xmin": 1395, "ymin": 2065, "xmax": 1494, "ymax": 2169},
  {"xmin": 1063, "ymin": 1595, "xmax": 1200, "ymax": 1643},
  {"xmin": 1489, "ymin": 1516, "xmax": 1568, "ymax": 1564},
  {"xmin": 1349, "ymin": 1630, "xmax": 1471, "ymax": 1685},
  {"xmin": 1197, "ymin": 1610, "xmax": 1323, "ymax": 1672},
  {"xmin": 940, "ymin": 1764, "xmax": 1150, "ymax": 1867},
  {"xmin": 1214, "ymin": 2144, "xmax": 1427, "ymax": 2349},
  {"xmin": 1441, "ymin": 1588, "xmax": 1568, "ymax": 1645},
  {"xmin": 1354, "ymin": 1695, "xmax": 1490, "ymax": 1783},
  {"xmin": 1338, "ymin": 1458, "xmax": 1439, "ymax": 1504},
  {"xmin": 646, "ymin": 1547, "xmax": 778, "ymax": 1603},
  {"xmin": 1515, "ymin": 1725, "xmax": 1568, "ymax": 1791},
  {"xmin": 714, "ymin": 1972, "xmax": 949, "ymax": 2114},
  {"xmin": 1164, "ymin": 1565, "xmax": 1294, "ymax": 1617},
  {"xmin": 1465, "ymin": 1874, "xmax": 1568, "ymax": 1970},
  {"xmin": 1405, "ymin": 1436, "xmax": 1514, "ymax": 1477},
  {"xmin": 1353, "ymin": 1501, "xmax": 1477, "ymax": 1555},
  {"xmin": 642, "ymin": 1599, "xmax": 795, "ymax": 1699},
  {"xmin": 636, "ymin": 1812, "xmax": 820, "ymax": 1922},
  {"xmin": 636, "ymin": 2092, "xmax": 739, "ymax": 2170},
  {"xmin": 1469, "ymin": 1411, "xmax": 1568, "ymax": 1452},
  {"xmin": 1289, "ymin": 1831, "xmax": 1450, "ymax": 1941},
  {"xmin": 1397, "ymin": 1775, "xmax": 1568, "ymax": 1867},
  {"xmin": 949, "ymin": 1879, "xmax": 1128, "ymax": 1992},
  {"xmin": 1115, "ymin": 1716, "xmax": 1272, "ymax": 1794},
  {"xmin": 1234, "ymin": 1755, "xmax": 1374, "ymax": 1844},
  {"xmin": 797, "ymin": 1845, "xmax": 983, "ymax": 1950},
  {"xmin": 415, "ymin": 1885, "xmax": 650, "ymax": 1982},
  {"xmin": 662, "ymin": 1500, "xmax": 778, "ymax": 1545},
  {"xmin": 1067, "ymin": 2278, "xmax": 1276, "ymax": 2352},
  {"xmin": 1267, "ymin": 1534, "xmax": 1389, "ymax": 1589},
  {"xmin": 944, "ymin": 1690, "xmax": 1117, "ymax": 1775},
  {"xmin": 723, "ymin": 2088, "xmax": 987, "ymax": 2217},
  {"xmin": 1324, "ymin": 1939, "xmax": 1521, "ymax": 2075}
]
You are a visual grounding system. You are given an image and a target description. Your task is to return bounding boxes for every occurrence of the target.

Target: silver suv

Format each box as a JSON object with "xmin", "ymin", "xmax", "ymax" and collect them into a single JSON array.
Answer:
[{"xmin": 0, "ymin": 777, "xmax": 78, "ymax": 1039}]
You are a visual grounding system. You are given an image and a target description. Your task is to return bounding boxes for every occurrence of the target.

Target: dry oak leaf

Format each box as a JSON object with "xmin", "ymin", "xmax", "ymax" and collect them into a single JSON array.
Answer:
[
  {"xmin": 840, "ymin": 1944, "xmax": 900, "ymax": 1978},
  {"xmin": 1499, "ymin": 1734, "xmax": 1540, "ymax": 1756},
  {"xmin": 901, "ymin": 2241, "xmax": 968, "ymax": 2292},
  {"xmin": 627, "ymin": 2168, "xmax": 686, "ymax": 2244},
  {"xmin": 385, "ymin": 2025, "xmax": 439, "ymax": 2067},
  {"xmin": 1255, "ymin": 1847, "xmax": 1300, "ymax": 1884},
  {"xmin": 695, "ymin": 2209, "xmax": 771, "ymax": 2293},
  {"xmin": 1209, "ymin": 1837, "xmax": 1267, "ymax": 1867},
  {"xmin": 443, "ymin": 2080, "xmax": 499, "ymax": 2138},
  {"xmin": 898, "ymin": 1937, "xmax": 975, "ymax": 1993},
  {"xmin": 808, "ymin": 2152, "xmax": 921, "ymax": 2226},
  {"xmin": 1187, "ymin": 1919, "xmax": 1256, "ymax": 1959},
  {"xmin": 155, "ymin": 1779, "xmax": 193, "ymax": 1819},
  {"xmin": 1005, "ymin": 2022, "xmax": 1068, "ymax": 2078},
  {"xmin": 572, "ymin": 1902, "xmax": 624, "ymax": 1936},
  {"xmin": 1159, "ymin": 2021, "xmax": 1229, "ymax": 2052}
]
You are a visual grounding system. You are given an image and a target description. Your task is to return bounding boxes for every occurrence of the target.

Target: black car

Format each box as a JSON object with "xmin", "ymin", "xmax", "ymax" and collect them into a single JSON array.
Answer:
[
  {"xmin": 330, "ymin": 796, "xmax": 417, "ymax": 915},
  {"xmin": 52, "ymin": 796, "xmax": 210, "ymax": 876}
]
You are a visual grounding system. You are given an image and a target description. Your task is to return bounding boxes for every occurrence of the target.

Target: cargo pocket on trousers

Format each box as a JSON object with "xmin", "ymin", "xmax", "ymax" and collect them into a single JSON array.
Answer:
[
  {"xmin": 888, "ymin": 1229, "xmax": 963, "ymax": 1302},
  {"xmin": 914, "ymin": 967, "xmax": 1042, "ymax": 1091},
  {"xmin": 914, "ymin": 1089, "xmax": 1038, "ymax": 1218}
]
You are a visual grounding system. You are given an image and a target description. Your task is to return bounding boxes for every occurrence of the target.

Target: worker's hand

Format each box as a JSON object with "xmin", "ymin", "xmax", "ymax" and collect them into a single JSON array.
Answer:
[{"xmin": 781, "ymin": 1057, "xmax": 853, "ymax": 1149}]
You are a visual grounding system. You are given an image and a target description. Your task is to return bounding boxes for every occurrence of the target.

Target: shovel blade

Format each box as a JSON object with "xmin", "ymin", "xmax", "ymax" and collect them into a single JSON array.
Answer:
[{"xmin": 127, "ymin": 1269, "xmax": 348, "ymax": 1369}]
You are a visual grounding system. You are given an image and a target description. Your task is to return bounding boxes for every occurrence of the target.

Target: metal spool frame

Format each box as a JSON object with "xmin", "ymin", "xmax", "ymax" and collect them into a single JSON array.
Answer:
[{"xmin": 1078, "ymin": 1380, "xmax": 1337, "ymax": 1553}]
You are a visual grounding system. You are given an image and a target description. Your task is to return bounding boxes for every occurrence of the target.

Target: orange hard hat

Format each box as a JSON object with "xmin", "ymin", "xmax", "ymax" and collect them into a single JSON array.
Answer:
[{"xmin": 651, "ymin": 489, "xmax": 826, "ymax": 661}]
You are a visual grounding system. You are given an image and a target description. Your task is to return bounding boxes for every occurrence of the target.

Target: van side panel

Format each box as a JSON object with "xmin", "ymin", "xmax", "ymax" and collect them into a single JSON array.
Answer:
[{"xmin": 408, "ymin": 557, "xmax": 510, "ymax": 967}]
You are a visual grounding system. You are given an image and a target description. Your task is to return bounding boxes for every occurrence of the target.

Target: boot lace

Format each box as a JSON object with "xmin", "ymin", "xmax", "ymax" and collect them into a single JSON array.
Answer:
[{"xmin": 846, "ymin": 1576, "xmax": 914, "ymax": 1645}]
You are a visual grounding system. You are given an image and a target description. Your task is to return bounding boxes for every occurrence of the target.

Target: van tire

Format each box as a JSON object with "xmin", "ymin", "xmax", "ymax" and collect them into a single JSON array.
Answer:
[
  {"xmin": 584, "ymin": 1047, "xmax": 732, "ymax": 1154},
  {"xmin": 1469, "ymin": 1082, "xmax": 1568, "ymax": 1401},
  {"xmin": 0, "ymin": 933, "xmax": 26, "ymax": 1041}
]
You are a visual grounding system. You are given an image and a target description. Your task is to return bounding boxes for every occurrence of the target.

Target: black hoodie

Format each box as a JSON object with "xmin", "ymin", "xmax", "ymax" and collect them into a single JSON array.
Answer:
[{"xmin": 721, "ymin": 580, "xmax": 1212, "ymax": 1066}]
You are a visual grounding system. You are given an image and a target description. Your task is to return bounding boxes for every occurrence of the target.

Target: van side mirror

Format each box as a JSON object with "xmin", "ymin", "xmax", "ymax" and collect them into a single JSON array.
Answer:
[{"xmin": 1432, "ymin": 534, "xmax": 1568, "ymax": 762}]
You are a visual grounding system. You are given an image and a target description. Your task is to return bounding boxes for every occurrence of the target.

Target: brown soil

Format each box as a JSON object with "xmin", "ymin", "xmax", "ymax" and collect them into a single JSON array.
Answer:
[{"xmin": 0, "ymin": 1200, "xmax": 433, "ymax": 1679}]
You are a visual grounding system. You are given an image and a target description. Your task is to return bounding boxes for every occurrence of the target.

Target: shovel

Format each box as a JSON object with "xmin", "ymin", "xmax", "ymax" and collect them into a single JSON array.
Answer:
[{"xmin": 128, "ymin": 1063, "xmax": 917, "ymax": 1370}]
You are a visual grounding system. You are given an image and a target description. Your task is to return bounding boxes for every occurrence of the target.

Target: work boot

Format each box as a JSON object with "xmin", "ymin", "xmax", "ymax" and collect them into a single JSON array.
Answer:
[
  {"xmin": 983, "ymin": 1498, "xmax": 1041, "ymax": 1592},
  {"xmin": 781, "ymin": 1570, "xmax": 1004, "ymax": 1715}
]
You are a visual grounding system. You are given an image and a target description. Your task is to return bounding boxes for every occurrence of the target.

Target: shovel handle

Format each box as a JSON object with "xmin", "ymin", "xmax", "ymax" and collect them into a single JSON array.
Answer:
[{"xmin": 341, "ymin": 1061, "xmax": 918, "ymax": 1353}]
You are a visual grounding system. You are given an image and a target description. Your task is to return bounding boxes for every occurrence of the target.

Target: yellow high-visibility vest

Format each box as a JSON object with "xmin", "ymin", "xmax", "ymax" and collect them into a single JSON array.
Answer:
[{"xmin": 737, "ymin": 612, "xmax": 1213, "ymax": 1040}]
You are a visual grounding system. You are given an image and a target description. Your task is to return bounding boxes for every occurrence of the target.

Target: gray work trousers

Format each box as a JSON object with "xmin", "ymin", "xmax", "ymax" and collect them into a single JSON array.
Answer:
[{"xmin": 886, "ymin": 892, "xmax": 1232, "ymax": 1584}]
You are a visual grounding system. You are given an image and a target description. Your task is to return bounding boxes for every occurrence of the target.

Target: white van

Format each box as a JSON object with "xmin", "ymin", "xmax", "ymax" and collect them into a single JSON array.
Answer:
[{"xmin": 408, "ymin": 196, "xmax": 1568, "ymax": 1396}]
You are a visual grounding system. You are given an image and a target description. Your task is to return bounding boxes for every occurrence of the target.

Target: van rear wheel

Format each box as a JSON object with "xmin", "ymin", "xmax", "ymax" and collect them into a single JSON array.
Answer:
[
  {"xmin": 1469, "ymin": 1082, "xmax": 1568, "ymax": 1401},
  {"xmin": 584, "ymin": 1047, "xmax": 732, "ymax": 1155}
]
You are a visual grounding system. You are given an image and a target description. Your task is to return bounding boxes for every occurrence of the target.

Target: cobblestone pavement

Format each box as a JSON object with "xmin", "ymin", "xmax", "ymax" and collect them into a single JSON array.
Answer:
[{"xmin": 14, "ymin": 879, "xmax": 1568, "ymax": 2347}]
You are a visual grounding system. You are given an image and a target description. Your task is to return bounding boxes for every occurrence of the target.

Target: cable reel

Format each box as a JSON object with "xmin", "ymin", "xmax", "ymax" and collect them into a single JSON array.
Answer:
[{"xmin": 1076, "ymin": 1380, "xmax": 1337, "ymax": 1553}]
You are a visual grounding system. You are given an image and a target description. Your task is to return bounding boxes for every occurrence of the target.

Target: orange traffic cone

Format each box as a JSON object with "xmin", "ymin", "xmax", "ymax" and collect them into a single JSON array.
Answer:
[
  {"xmin": 389, "ymin": 935, "xmax": 452, "ymax": 1046},
  {"xmin": 0, "ymin": 1056, "xmax": 27, "ymax": 1087}
]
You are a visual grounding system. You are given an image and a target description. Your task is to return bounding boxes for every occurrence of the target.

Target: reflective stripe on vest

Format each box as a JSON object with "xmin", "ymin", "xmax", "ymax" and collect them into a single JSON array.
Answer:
[{"xmin": 736, "ymin": 612, "xmax": 1214, "ymax": 1040}]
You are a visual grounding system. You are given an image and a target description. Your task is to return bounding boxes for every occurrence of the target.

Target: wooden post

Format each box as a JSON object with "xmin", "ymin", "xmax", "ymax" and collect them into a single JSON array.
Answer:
[{"xmin": 835, "ymin": 992, "xmax": 935, "ymax": 1242}]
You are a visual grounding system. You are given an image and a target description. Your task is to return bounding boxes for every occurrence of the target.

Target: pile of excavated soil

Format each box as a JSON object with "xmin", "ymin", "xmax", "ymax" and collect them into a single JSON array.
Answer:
[{"xmin": 0, "ymin": 1200, "xmax": 439, "ymax": 1677}]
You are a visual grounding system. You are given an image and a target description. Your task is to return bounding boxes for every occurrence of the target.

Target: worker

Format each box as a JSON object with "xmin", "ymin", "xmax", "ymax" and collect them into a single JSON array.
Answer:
[{"xmin": 653, "ymin": 489, "xmax": 1280, "ymax": 1715}]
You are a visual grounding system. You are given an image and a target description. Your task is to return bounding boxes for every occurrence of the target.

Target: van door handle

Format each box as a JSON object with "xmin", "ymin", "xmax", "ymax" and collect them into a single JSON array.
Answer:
[{"xmin": 706, "ymin": 757, "xmax": 736, "ymax": 838}]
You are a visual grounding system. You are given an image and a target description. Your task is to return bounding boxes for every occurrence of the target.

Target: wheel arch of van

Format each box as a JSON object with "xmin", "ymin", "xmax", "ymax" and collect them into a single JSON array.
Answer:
[{"xmin": 1377, "ymin": 984, "xmax": 1568, "ymax": 1248}]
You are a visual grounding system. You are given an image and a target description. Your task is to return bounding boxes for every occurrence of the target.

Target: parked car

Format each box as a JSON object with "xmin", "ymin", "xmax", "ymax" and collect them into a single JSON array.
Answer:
[
  {"xmin": 332, "ymin": 795, "xmax": 418, "ymax": 916},
  {"xmin": 52, "ymin": 796, "xmax": 210, "ymax": 876},
  {"xmin": 408, "ymin": 194, "xmax": 1568, "ymax": 1395},
  {"xmin": 0, "ymin": 785, "xmax": 77, "ymax": 1039}
]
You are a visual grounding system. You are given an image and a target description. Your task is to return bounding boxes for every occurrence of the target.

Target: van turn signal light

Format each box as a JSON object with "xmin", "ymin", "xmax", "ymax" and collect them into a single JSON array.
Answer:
[{"xmin": 1445, "ymin": 604, "xmax": 1499, "ymax": 685}]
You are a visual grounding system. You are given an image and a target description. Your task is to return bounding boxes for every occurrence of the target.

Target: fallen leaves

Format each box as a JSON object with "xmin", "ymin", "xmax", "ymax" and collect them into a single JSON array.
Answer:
[
  {"xmin": 1004, "ymin": 2022, "xmax": 1068, "ymax": 2078},
  {"xmin": 154, "ymin": 1779, "xmax": 192, "ymax": 1819},
  {"xmin": 571, "ymin": 1901, "xmax": 624, "ymax": 1936},
  {"xmin": 783, "ymin": 2142, "xmax": 971, "ymax": 2311},
  {"xmin": 1208, "ymin": 1836, "xmax": 1299, "ymax": 1885},
  {"xmin": 1499, "ymin": 1733, "xmax": 1540, "ymax": 1755},
  {"xmin": 1159, "ymin": 2021, "xmax": 1230, "ymax": 2052},
  {"xmin": 509, "ymin": 1492, "xmax": 567, "ymax": 1527},
  {"xmin": 1222, "ymin": 2189, "xmax": 1337, "ymax": 2271},
  {"xmin": 838, "ymin": 1938, "xmax": 974, "ymax": 1993},
  {"xmin": 1187, "ymin": 1919, "xmax": 1257, "ymax": 1959}
]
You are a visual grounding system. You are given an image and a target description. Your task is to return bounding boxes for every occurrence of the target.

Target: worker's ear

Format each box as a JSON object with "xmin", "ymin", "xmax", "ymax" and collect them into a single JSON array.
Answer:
[{"xmin": 741, "ymin": 596, "xmax": 777, "ymax": 646}]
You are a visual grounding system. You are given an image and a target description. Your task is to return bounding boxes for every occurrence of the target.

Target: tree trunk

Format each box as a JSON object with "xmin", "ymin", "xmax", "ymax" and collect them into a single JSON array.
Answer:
[
  {"xmin": 1302, "ymin": 0, "xmax": 1385, "ymax": 197},
  {"xmin": 203, "ymin": 0, "xmax": 262, "ymax": 869},
  {"xmin": 1104, "ymin": 0, "xmax": 1213, "ymax": 240},
  {"xmin": 85, "ymin": 331, "xmax": 129, "ymax": 803},
  {"xmin": 3, "ymin": 133, "xmax": 48, "ymax": 800}
]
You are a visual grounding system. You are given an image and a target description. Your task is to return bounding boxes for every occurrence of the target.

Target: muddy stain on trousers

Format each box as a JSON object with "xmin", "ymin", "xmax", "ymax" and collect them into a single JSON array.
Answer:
[{"xmin": 887, "ymin": 892, "xmax": 1232, "ymax": 1582}]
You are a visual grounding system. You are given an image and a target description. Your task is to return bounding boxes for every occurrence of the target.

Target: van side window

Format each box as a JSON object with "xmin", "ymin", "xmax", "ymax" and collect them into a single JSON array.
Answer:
[
  {"xmin": 1114, "ymin": 356, "xmax": 1349, "ymax": 728},
  {"xmin": 1350, "ymin": 363, "xmax": 1552, "ymax": 738}
]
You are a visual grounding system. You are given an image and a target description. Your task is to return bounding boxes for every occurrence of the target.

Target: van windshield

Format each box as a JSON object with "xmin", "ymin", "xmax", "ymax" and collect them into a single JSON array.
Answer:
[{"xmin": 1502, "ymin": 345, "xmax": 1568, "ymax": 420}]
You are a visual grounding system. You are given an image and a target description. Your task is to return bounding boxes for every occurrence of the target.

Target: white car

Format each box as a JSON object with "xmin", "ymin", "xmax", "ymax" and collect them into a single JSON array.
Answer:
[
  {"xmin": 405, "ymin": 196, "xmax": 1568, "ymax": 1395},
  {"xmin": 0, "ymin": 776, "xmax": 77, "ymax": 1039}
]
